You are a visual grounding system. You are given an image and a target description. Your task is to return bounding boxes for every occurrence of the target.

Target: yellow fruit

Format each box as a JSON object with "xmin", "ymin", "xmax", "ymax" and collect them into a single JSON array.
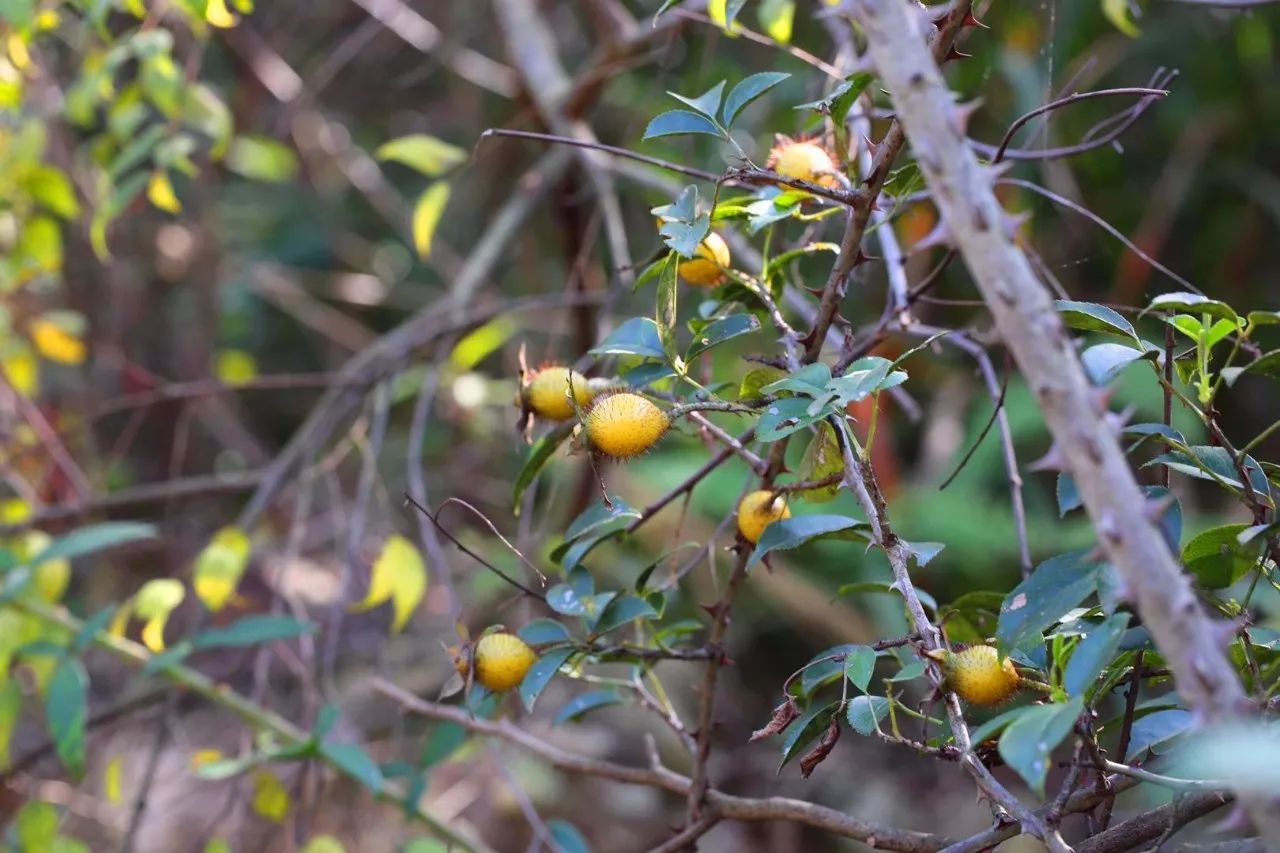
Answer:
[
  {"xmin": 737, "ymin": 490, "xmax": 791, "ymax": 544},
  {"xmin": 524, "ymin": 366, "xmax": 593, "ymax": 421},
  {"xmin": 584, "ymin": 392, "xmax": 668, "ymax": 459},
  {"xmin": 473, "ymin": 632, "xmax": 537, "ymax": 692},
  {"xmin": 931, "ymin": 645, "xmax": 1021, "ymax": 707},
  {"xmin": 677, "ymin": 232, "xmax": 731, "ymax": 287},
  {"xmin": 768, "ymin": 138, "xmax": 839, "ymax": 189}
]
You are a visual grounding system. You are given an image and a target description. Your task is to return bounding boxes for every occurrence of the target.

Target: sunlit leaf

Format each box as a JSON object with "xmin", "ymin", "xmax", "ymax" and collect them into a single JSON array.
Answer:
[
  {"xmin": 352, "ymin": 535, "xmax": 427, "ymax": 632},
  {"xmin": 104, "ymin": 755, "xmax": 124, "ymax": 804},
  {"xmin": 133, "ymin": 578, "xmax": 185, "ymax": 652},
  {"xmin": 412, "ymin": 182, "xmax": 450, "ymax": 260},
  {"xmin": 375, "ymin": 134, "xmax": 467, "ymax": 177},
  {"xmin": 757, "ymin": 0, "xmax": 794, "ymax": 44},
  {"xmin": 251, "ymin": 770, "xmax": 290, "ymax": 823},
  {"xmin": 147, "ymin": 169, "xmax": 181, "ymax": 213},
  {"xmin": 226, "ymin": 135, "xmax": 299, "ymax": 183},
  {"xmin": 193, "ymin": 526, "xmax": 251, "ymax": 613}
]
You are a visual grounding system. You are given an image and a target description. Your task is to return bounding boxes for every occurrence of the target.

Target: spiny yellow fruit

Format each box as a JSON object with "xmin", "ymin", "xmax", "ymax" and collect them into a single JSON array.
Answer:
[
  {"xmin": 767, "ymin": 136, "xmax": 839, "ymax": 189},
  {"xmin": 930, "ymin": 645, "xmax": 1021, "ymax": 707},
  {"xmin": 677, "ymin": 232, "xmax": 731, "ymax": 287},
  {"xmin": 524, "ymin": 366, "xmax": 593, "ymax": 421},
  {"xmin": 473, "ymin": 632, "xmax": 538, "ymax": 692},
  {"xmin": 737, "ymin": 490, "xmax": 791, "ymax": 544},
  {"xmin": 583, "ymin": 391, "xmax": 668, "ymax": 459}
]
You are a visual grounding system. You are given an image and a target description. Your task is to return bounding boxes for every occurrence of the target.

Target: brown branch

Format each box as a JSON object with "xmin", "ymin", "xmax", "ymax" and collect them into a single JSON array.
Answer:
[
  {"xmin": 800, "ymin": 1, "xmax": 972, "ymax": 363},
  {"xmin": 374, "ymin": 679, "xmax": 951, "ymax": 852},
  {"xmin": 992, "ymin": 87, "xmax": 1170, "ymax": 164},
  {"xmin": 1076, "ymin": 791, "xmax": 1234, "ymax": 853},
  {"xmin": 849, "ymin": 0, "xmax": 1279, "ymax": 845}
]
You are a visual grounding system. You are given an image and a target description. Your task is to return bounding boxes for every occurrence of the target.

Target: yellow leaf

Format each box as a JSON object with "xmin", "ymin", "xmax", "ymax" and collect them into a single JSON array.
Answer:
[
  {"xmin": 0, "ymin": 499, "xmax": 31, "ymax": 525},
  {"xmin": 29, "ymin": 319, "xmax": 86, "ymax": 365},
  {"xmin": 301, "ymin": 837, "xmax": 346, "ymax": 853},
  {"xmin": 132, "ymin": 578, "xmax": 185, "ymax": 652},
  {"xmin": 190, "ymin": 748, "xmax": 224, "ymax": 771},
  {"xmin": 251, "ymin": 770, "xmax": 289, "ymax": 823},
  {"xmin": 193, "ymin": 527, "xmax": 251, "ymax": 613},
  {"xmin": 108, "ymin": 603, "xmax": 132, "ymax": 641},
  {"xmin": 103, "ymin": 755, "xmax": 124, "ymax": 803},
  {"xmin": 204, "ymin": 841, "xmax": 232, "ymax": 853},
  {"xmin": 375, "ymin": 135, "xmax": 466, "ymax": 177},
  {"xmin": 34, "ymin": 10, "xmax": 61, "ymax": 30},
  {"xmin": 1103, "ymin": 0, "xmax": 1140, "ymax": 36},
  {"xmin": 214, "ymin": 349, "xmax": 257, "ymax": 386},
  {"xmin": 21, "ymin": 531, "xmax": 70, "ymax": 603},
  {"xmin": 7, "ymin": 34, "xmax": 30, "ymax": 72},
  {"xmin": 351, "ymin": 535, "xmax": 426, "ymax": 633},
  {"xmin": 412, "ymin": 182, "xmax": 450, "ymax": 260},
  {"xmin": 1, "ymin": 350, "xmax": 38, "ymax": 396},
  {"xmin": 147, "ymin": 170, "xmax": 181, "ymax": 214},
  {"xmin": 205, "ymin": 0, "xmax": 238, "ymax": 28},
  {"xmin": 448, "ymin": 317, "xmax": 515, "ymax": 371},
  {"xmin": 758, "ymin": 0, "xmax": 794, "ymax": 44}
]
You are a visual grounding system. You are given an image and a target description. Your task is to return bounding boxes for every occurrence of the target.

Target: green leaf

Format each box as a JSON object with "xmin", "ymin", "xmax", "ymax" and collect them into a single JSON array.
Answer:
[
  {"xmin": 1181, "ymin": 523, "xmax": 1262, "ymax": 589},
  {"xmin": 755, "ymin": 397, "xmax": 832, "ymax": 442},
  {"xmin": 1125, "ymin": 709, "xmax": 1192, "ymax": 761},
  {"xmin": 796, "ymin": 423, "xmax": 843, "ymax": 503},
  {"xmin": 513, "ymin": 423, "xmax": 574, "ymax": 512},
  {"xmin": 844, "ymin": 646, "xmax": 876, "ymax": 692},
  {"xmin": 1143, "ymin": 486, "xmax": 1183, "ymax": 550},
  {"xmin": 970, "ymin": 705, "xmax": 1034, "ymax": 747},
  {"xmin": 997, "ymin": 551, "xmax": 1104, "ymax": 652},
  {"xmin": 998, "ymin": 697, "xmax": 1083, "ymax": 794},
  {"xmin": 412, "ymin": 182, "xmax": 450, "ymax": 260},
  {"xmin": 1102, "ymin": 0, "xmax": 1140, "ymax": 36},
  {"xmin": 1064, "ymin": 614, "xmax": 1129, "ymax": 697},
  {"xmin": 225, "ymin": 135, "xmax": 298, "ymax": 183},
  {"xmin": 23, "ymin": 166, "xmax": 81, "ymax": 219},
  {"xmin": 757, "ymin": 0, "xmax": 794, "ymax": 43},
  {"xmin": 192, "ymin": 615, "xmax": 315, "ymax": 650},
  {"xmin": 591, "ymin": 595, "xmax": 657, "ymax": 635},
  {"xmin": 740, "ymin": 366, "xmax": 787, "ymax": 400},
  {"xmin": 795, "ymin": 72, "xmax": 873, "ymax": 128},
  {"xmin": 799, "ymin": 644, "xmax": 864, "ymax": 696},
  {"xmin": 780, "ymin": 701, "xmax": 838, "ymax": 769},
  {"xmin": 565, "ymin": 498, "xmax": 639, "ymax": 542},
  {"xmin": 722, "ymin": 72, "xmax": 790, "ymax": 127},
  {"xmin": 846, "ymin": 695, "xmax": 889, "ymax": 735},
  {"xmin": 655, "ymin": 254, "xmax": 679, "ymax": 357},
  {"xmin": 520, "ymin": 648, "xmax": 574, "ymax": 712},
  {"xmin": 553, "ymin": 690, "xmax": 621, "ymax": 725},
  {"xmin": 546, "ymin": 819, "xmax": 590, "ymax": 853},
  {"xmin": 375, "ymin": 134, "xmax": 466, "ymax": 177},
  {"xmin": 320, "ymin": 742, "xmax": 383, "ymax": 794},
  {"xmin": 764, "ymin": 363, "xmax": 831, "ymax": 397},
  {"xmin": 1238, "ymin": 350, "xmax": 1280, "ymax": 382},
  {"xmin": 1145, "ymin": 445, "xmax": 1271, "ymax": 499},
  {"xmin": 747, "ymin": 515, "xmax": 867, "ymax": 570},
  {"xmin": 659, "ymin": 215, "xmax": 710, "ymax": 258},
  {"xmin": 642, "ymin": 110, "xmax": 723, "ymax": 140},
  {"xmin": 1054, "ymin": 300, "xmax": 1137, "ymax": 338},
  {"xmin": 0, "ymin": 679, "xmax": 21, "ymax": 770},
  {"xmin": 518, "ymin": 619, "xmax": 571, "ymax": 646},
  {"xmin": 15, "ymin": 801, "xmax": 58, "ymax": 850},
  {"xmin": 417, "ymin": 722, "xmax": 467, "ymax": 770},
  {"xmin": 669, "ymin": 81, "xmax": 726, "ymax": 119},
  {"xmin": 686, "ymin": 314, "xmax": 760, "ymax": 361},
  {"xmin": 1145, "ymin": 292, "xmax": 1238, "ymax": 324},
  {"xmin": 182, "ymin": 83, "xmax": 233, "ymax": 159},
  {"xmin": 26, "ymin": 522, "xmax": 155, "ymax": 566},
  {"xmin": 1056, "ymin": 473, "xmax": 1081, "ymax": 517},
  {"xmin": 590, "ymin": 318, "xmax": 666, "ymax": 360},
  {"xmin": 1081, "ymin": 343, "xmax": 1153, "ymax": 385},
  {"xmin": 45, "ymin": 658, "xmax": 88, "ymax": 777}
]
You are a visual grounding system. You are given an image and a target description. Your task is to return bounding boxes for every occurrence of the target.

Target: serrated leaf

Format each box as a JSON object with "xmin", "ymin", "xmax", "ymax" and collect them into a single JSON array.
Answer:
[
  {"xmin": 642, "ymin": 110, "xmax": 723, "ymax": 140},
  {"xmin": 375, "ymin": 135, "xmax": 466, "ymax": 177},
  {"xmin": 747, "ymin": 515, "xmax": 867, "ymax": 569},
  {"xmin": 193, "ymin": 526, "xmax": 251, "ymax": 613},
  {"xmin": 412, "ymin": 182, "xmax": 450, "ymax": 260},
  {"xmin": 722, "ymin": 72, "xmax": 789, "ymax": 126},
  {"xmin": 998, "ymin": 697, "xmax": 1083, "ymax": 794},
  {"xmin": 520, "ymin": 647, "xmax": 573, "ymax": 712},
  {"xmin": 844, "ymin": 646, "xmax": 876, "ymax": 692},
  {"xmin": 846, "ymin": 695, "xmax": 889, "ymax": 735}
]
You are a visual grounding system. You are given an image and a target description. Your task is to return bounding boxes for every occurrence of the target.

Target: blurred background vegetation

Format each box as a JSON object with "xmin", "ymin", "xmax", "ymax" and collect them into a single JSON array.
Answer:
[{"xmin": 2, "ymin": 0, "xmax": 1279, "ymax": 850}]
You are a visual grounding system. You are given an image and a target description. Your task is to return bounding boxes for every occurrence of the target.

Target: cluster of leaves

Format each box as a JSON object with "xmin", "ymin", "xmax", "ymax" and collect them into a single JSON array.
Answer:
[{"xmin": 1, "ymin": 0, "xmax": 295, "ymax": 397}]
